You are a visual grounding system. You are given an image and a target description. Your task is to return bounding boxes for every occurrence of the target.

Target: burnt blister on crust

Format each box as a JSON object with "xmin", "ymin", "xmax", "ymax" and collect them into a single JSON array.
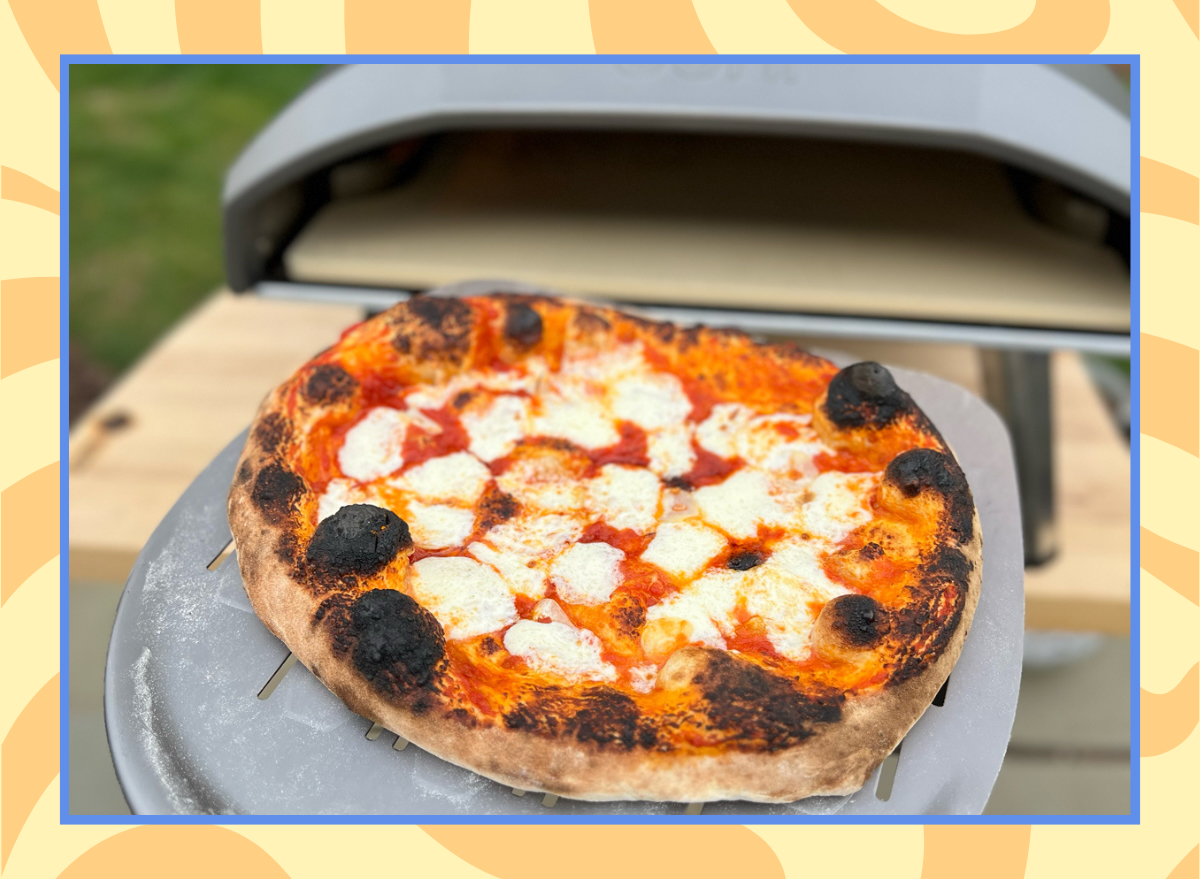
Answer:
[
  {"xmin": 824, "ymin": 362, "xmax": 911, "ymax": 429},
  {"xmin": 303, "ymin": 364, "xmax": 357, "ymax": 404},
  {"xmin": 695, "ymin": 652, "xmax": 843, "ymax": 750},
  {"xmin": 397, "ymin": 296, "xmax": 475, "ymax": 360},
  {"xmin": 306, "ymin": 503, "xmax": 413, "ymax": 579},
  {"xmin": 350, "ymin": 589, "xmax": 445, "ymax": 691},
  {"xmin": 503, "ymin": 302, "xmax": 544, "ymax": 347},
  {"xmin": 884, "ymin": 448, "xmax": 975, "ymax": 544},
  {"xmin": 887, "ymin": 546, "xmax": 973, "ymax": 685},
  {"xmin": 251, "ymin": 463, "xmax": 306, "ymax": 523},
  {"xmin": 825, "ymin": 594, "xmax": 890, "ymax": 648},
  {"xmin": 503, "ymin": 686, "xmax": 659, "ymax": 751},
  {"xmin": 252, "ymin": 412, "xmax": 290, "ymax": 454}
]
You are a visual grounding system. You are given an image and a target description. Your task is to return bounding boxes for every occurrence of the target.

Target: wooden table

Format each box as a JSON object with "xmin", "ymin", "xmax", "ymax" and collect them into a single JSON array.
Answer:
[{"xmin": 68, "ymin": 289, "xmax": 1130, "ymax": 632}]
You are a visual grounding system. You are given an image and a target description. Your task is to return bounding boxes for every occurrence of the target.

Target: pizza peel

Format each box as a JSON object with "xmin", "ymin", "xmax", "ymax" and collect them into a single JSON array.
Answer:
[{"xmin": 102, "ymin": 283, "xmax": 1024, "ymax": 817}]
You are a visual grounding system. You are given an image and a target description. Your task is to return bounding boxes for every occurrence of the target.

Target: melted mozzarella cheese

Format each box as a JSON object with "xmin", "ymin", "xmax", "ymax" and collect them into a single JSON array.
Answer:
[
  {"xmin": 503, "ymin": 620, "xmax": 617, "ymax": 682},
  {"xmin": 468, "ymin": 541, "xmax": 546, "ymax": 599},
  {"xmin": 405, "ymin": 501, "xmax": 476, "ymax": 549},
  {"xmin": 629, "ymin": 664, "xmax": 659, "ymax": 693},
  {"xmin": 640, "ymin": 521, "xmax": 726, "ymax": 580},
  {"xmin": 339, "ymin": 406, "xmax": 438, "ymax": 481},
  {"xmin": 410, "ymin": 556, "xmax": 517, "ymax": 640},
  {"xmin": 646, "ymin": 424, "xmax": 696, "ymax": 479},
  {"xmin": 460, "ymin": 394, "xmax": 531, "ymax": 462},
  {"xmin": 740, "ymin": 546, "xmax": 850, "ymax": 659},
  {"xmin": 317, "ymin": 478, "xmax": 373, "ymax": 521},
  {"xmin": 550, "ymin": 542, "xmax": 625, "ymax": 605},
  {"xmin": 531, "ymin": 394, "xmax": 620, "ymax": 450},
  {"xmin": 558, "ymin": 342, "xmax": 646, "ymax": 383},
  {"xmin": 644, "ymin": 571, "xmax": 738, "ymax": 649},
  {"xmin": 405, "ymin": 366, "xmax": 542, "ymax": 412},
  {"xmin": 693, "ymin": 469, "xmax": 787, "ymax": 539},
  {"xmin": 392, "ymin": 451, "xmax": 492, "ymax": 505},
  {"xmin": 496, "ymin": 451, "xmax": 586, "ymax": 513},
  {"xmin": 588, "ymin": 464, "xmax": 662, "ymax": 533},
  {"xmin": 804, "ymin": 471, "xmax": 878, "ymax": 544},
  {"xmin": 733, "ymin": 414, "xmax": 824, "ymax": 478},
  {"xmin": 642, "ymin": 542, "xmax": 850, "ymax": 660},
  {"xmin": 480, "ymin": 512, "xmax": 582, "ymax": 561},
  {"xmin": 695, "ymin": 403, "xmax": 754, "ymax": 459},
  {"xmin": 610, "ymin": 372, "xmax": 692, "ymax": 430}
]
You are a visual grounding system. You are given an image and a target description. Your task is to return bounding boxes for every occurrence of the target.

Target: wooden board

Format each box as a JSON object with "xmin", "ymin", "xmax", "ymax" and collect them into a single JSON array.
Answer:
[
  {"xmin": 68, "ymin": 291, "xmax": 1130, "ymax": 633},
  {"xmin": 68, "ymin": 290, "xmax": 365, "ymax": 583},
  {"xmin": 286, "ymin": 131, "xmax": 1129, "ymax": 332}
]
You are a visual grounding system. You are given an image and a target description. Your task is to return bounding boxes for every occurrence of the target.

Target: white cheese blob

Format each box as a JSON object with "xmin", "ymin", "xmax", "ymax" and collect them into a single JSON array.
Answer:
[
  {"xmin": 734, "ymin": 414, "xmax": 821, "ymax": 475},
  {"xmin": 531, "ymin": 395, "xmax": 620, "ymax": 450},
  {"xmin": 587, "ymin": 464, "xmax": 662, "ymax": 533},
  {"xmin": 468, "ymin": 541, "xmax": 546, "ymax": 599},
  {"xmin": 640, "ymin": 520, "xmax": 726, "ymax": 580},
  {"xmin": 461, "ymin": 394, "xmax": 531, "ymax": 462},
  {"xmin": 317, "ymin": 478, "xmax": 372, "ymax": 522},
  {"xmin": 480, "ymin": 512, "xmax": 583, "ymax": 561},
  {"xmin": 338, "ymin": 406, "xmax": 437, "ymax": 481},
  {"xmin": 695, "ymin": 403, "xmax": 754, "ymax": 459},
  {"xmin": 610, "ymin": 372, "xmax": 692, "ymax": 430},
  {"xmin": 409, "ymin": 556, "xmax": 517, "ymax": 640},
  {"xmin": 405, "ymin": 367, "xmax": 541, "ymax": 412},
  {"xmin": 642, "ymin": 542, "xmax": 851, "ymax": 661},
  {"xmin": 550, "ymin": 542, "xmax": 626, "ymax": 605},
  {"xmin": 693, "ymin": 469, "xmax": 787, "ymax": 540},
  {"xmin": 629, "ymin": 664, "xmax": 659, "ymax": 693},
  {"xmin": 804, "ymin": 471, "xmax": 879, "ymax": 544},
  {"xmin": 503, "ymin": 620, "xmax": 617, "ymax": 682},
  {"xmin": 644, "ymin": 571, "xmax": 738, "ymax": 650},
  {"xmin": 393, "ymin": 451, "xmax": 492, "ymax": 505},
  {"xmin": 740, "ymin": 546, "xmax": 850, "ymax": 659},
  {"xmin": 646, "ymin": 423, "xmax": 696, "ymax": 479},
  {"xmin": 405, "ymin": 501, "xmax": 476, "ymax": 550},
  {"xmin": 496, "ymin": 451, "xmax": 586, "ymax": 513}
]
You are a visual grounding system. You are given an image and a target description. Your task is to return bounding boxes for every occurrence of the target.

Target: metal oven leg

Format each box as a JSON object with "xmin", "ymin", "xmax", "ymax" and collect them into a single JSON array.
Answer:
[{"xmin": 981, "ymin": 350, "xmax": 1056, "ymax": 566}]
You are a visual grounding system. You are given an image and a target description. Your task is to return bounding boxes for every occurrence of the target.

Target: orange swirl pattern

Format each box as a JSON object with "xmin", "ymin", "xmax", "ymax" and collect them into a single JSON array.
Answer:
[
  {"xmin": 1, "ymin": 675, "xmax": 58, "ymax": 870},
  {"xmin": 1, "ymin": 167, "xmax": 59, "ymax": 215},
  {"xmin": 590, "ymin": 0, "xmax": 716, "ymax": 53},
  {"xmin": 1141, "ymin": 664, "xmax": 1199, "ymax": 758},
  {"xmin": 781, "ymin": 0, "xmax": 1109, "ymax": 53},
  {"xmin": 56, "ymin": 826, "xmax": 291, "ymax": 878},
  {"xmin": 921, "ymin": 826, "xmax": 1032, "ymax": 878},
  {"xmin": 174, "ymin": 0, "xmax": 263, "ymax": 54},
  {"xmin": 345, "ymin": 0, "xmax": 471, "ymax": 53},
  {"xmin": 0, "ymin": 277, "xmax": 60, "ymax": 379},
  {"xmin": 422, "ymin": 825, "xmax": 784, "ymax": 877},
  {"xmin": 0, "ymin": 0, "xmax": 1195, "ymax": 876},
  {"xmin": 1141, "ymin": 333, "xmax": 1198, "ymax": 456},
  {"xmin": 1141, "ymin": 527, "xmax": 1199, "ymax": 606},
  {"xmin": 7, "ymin": 0, "xmax": 109, "ymax": 89},
  {"xmin": 1142, "ymin": 158, "xmax": 1200, "ymax": 225}
]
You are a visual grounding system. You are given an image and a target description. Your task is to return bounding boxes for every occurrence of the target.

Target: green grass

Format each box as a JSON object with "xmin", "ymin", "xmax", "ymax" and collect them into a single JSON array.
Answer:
[{"xmin": 69, "ymin": 64, "xmax": 323, "ymax": 375}]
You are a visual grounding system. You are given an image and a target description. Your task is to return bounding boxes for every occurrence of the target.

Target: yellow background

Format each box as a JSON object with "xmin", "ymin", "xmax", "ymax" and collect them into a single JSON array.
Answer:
[{"xmin": 2, "ymin": 1, "xmax": 1197, "ymax": 876}]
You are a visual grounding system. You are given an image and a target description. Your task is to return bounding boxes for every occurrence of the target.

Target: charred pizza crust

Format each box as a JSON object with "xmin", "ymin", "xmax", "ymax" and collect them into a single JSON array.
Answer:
[{"xmin": 228, "ymin": 293, "xmax": 982, "ymax": 803}]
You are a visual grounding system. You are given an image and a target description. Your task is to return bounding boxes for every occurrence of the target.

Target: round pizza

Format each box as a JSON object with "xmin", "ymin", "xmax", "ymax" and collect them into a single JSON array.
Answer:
[{"xmin": 228, "ymin": 292, "xmax": 981, "ymax": 804}]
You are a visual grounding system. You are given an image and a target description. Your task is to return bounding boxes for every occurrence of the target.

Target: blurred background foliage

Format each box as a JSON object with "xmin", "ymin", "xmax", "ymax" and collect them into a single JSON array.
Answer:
[{"xmin": 69, "ymin": 64, "xmax": 321, "ymax": 413}]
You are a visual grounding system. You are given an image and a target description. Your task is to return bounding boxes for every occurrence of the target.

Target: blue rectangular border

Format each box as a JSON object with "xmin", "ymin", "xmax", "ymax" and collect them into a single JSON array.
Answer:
[{"xmin": 59, "ymin": 52, "xmax": 1141, "ymax": 826}]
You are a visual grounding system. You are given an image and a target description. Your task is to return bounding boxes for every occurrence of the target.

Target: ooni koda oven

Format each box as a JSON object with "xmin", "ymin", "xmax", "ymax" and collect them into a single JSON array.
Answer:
[{"xmin": 105, "ymin": 62, "xmax": 1132, "ymax": 815}]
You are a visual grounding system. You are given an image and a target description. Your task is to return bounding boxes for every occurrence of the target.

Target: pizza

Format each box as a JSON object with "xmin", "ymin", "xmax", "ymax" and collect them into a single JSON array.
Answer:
[{"xmin": 228, "ymin": 292, "xmax": 982, "ymax": 805}]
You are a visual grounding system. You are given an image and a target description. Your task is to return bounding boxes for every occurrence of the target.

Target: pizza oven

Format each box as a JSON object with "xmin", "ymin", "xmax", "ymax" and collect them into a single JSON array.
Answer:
[{"xmin": 104, "ymin": 62, "xmax": 1131, "ymax": 816}]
